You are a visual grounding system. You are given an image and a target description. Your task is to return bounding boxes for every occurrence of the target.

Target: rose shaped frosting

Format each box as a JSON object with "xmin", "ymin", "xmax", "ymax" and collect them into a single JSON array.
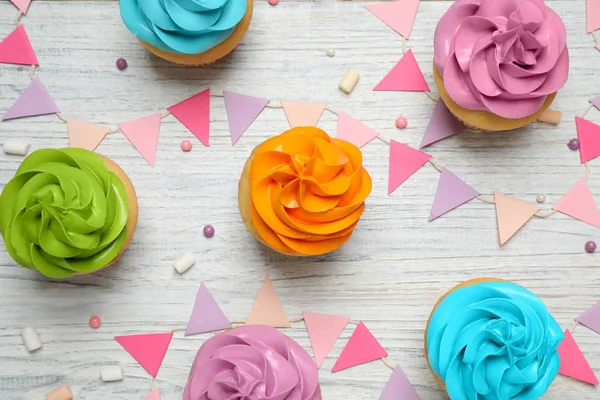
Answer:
[
  {"xmin": 119, "ymin": 0, "xmax": 247, "ymax": 55},
  {"xmin": 0, "ymin": 148, "xmax": 129, "ymax": 278},
  {"xmin": 426, "ymin": 281, "xmax": 564, "ymax": 400},
  {"xmin": 247, "ymin": 126, "xmax": 372, "ymax": 255},
  {"xmin": 184, "ymin": 325, "xmax": 322, "ymax": 400},
  {"xmin": 434, "ymin": 0, "xmax": 569, "ymax": 118}
]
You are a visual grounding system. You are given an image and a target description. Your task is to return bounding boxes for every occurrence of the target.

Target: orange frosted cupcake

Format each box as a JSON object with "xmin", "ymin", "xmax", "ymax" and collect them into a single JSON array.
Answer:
[{"xmin": 238, "ymin": 127, "xmax": 372, "ymax": 256}]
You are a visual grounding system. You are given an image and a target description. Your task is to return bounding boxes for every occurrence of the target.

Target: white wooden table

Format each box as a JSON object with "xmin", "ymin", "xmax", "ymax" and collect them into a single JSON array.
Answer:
[{"xmin": 1, "ymin": 1, "xmax": 599, "ymax": 399}]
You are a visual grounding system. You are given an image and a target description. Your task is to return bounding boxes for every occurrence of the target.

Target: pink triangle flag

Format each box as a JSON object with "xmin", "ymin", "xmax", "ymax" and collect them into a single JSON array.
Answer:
[
  {"xmin": 577, "ymin": 302, "xmax": 600, "ymax": 335},
  {"xmin": 119, "ymin": 114, "xmax": 162, "ymax": 166},
  {"xmin": 494, "ymin": 193, "xmax": 540, "ymax": 246},
  {"xmin": 558, "ymin": 329, "xmax": 599, "ymax": 385},
  {"xmin": 365, "ymin": 0, "xmax": 421, "ymax": 39},
  {"xmin": 332, "ymin": 322, "xmax": 387, "ymax": 372},
  {"xmin": 142, "ymin": 389, "xmax": 160, "ymax": 400},
  {"xmin": 185, "ymin": 282, "xmax": 232, "ymax": 336},
  {"xmin": 224, "ymin": 91, "xmax": 269, "ymax": 145},
  {"xmin": 374, "ymin": 50, "xmax": 430, "ymax": 92},
  {"xmin": 0, "ymin": 25, "xmax": 37, "ymax": 66},
  {"xmin": 336, "ymin": 112, "xmax": 379, "ymax": 148},
  {"xmin": 168, "ymin": 89, "xmax": 210, "ymax": 146},
  {"xmin": 246, "ymin": 275, "xmax": 291, "ymax": 328},
  {"xmin": 420, "ymin": 100, "xmax": 466, "ymax": 148},
  {"xmin": 587, "ymin": 0, "xmax": 600, "ymax": 33},
  {"xmin": 576, "ymin": 117, "xmax": 600, "ymax": 164},
  {"xmin": 114, "ymin": 332, "xmax": 173, "ymax": 378},
  {"xmin": 10, "ymin": 0, "xmax": 32, "ymax": 14},
  {"xmin": 429, "ymin": 168, "xmax": 478, "ymax": 221},
  {"xmin": 3, "ymin": 77, "xmax": 59, "ymax": 120},
  {"xmin": 380, "ymin": 366, "xmax": 421, "ymax": 400},
  {"xmin": 66, "ymin": 118, "xmax": 110, "ymax": 151},
  {"xmin": 281, "ymin": 101, "xmax": 326, "ymax": 128},
  {"xmin": 388, "ymin": 140, "xmax": 431, "ymax": 195},
  {"xmin": 590, "ymin": 96, "xmax": 600, "ymax": 111},
  {"xmin": 553, "ymin": 179, "xmax": 600, "ymax": 228},
  {"xmin": 303, "ymin": 312, "xmax": 350, "ymax": 368}
]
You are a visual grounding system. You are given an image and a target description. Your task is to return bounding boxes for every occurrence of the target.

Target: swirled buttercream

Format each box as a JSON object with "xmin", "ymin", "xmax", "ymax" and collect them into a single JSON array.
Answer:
[
  {"xmin": 0, "ymin": 148, "xmax": 129, "ymax": 278},
  {"xmin": 184, "ymin": 325, "xmax": 322, "ymax": 400},
  {"xmin": 426, "ymin": 280, "xmax": 564, "ymax": 400},
  {"xmin": 433, "ymin": 0, "xmax": 569, "ymax": 118}
]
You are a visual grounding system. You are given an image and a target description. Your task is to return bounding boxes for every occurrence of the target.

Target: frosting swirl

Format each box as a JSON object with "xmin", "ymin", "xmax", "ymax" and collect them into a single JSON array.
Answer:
[
  {"xmin": 434, "ymin": 0, "xmax": 569, "ymax": 118},
  {"xmin": 426, "ymin": 280, "xmax": 564, "ymax": 400},
  {"xmin": 0, "ymin": 148, "xmax": 130, "ymax": 278},
  {"xmin": 119, "ymin": 0, "xmax": 247, "ymax": 55},
  {"xmin": 184, "ymin": 325, "xmax": 322, "ymax": 400},
  {"xmin": 247, "ymin": 126, "xmax": 372, "ymax": 256}
]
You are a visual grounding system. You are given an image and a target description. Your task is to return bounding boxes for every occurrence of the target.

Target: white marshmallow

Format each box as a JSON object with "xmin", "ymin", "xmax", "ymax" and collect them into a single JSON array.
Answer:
[
  {"xmin": 3, "ymin": 141, "xmax": 30, "ymax": 156},
  {"xmin": 339, "ymin": 68, "xmax": 360, "ymax": 94},
  {"xmin": 100, "ymin": 366, "xmax": 124, "ymax": 382},
  {"xmin": 174, "ymin": 252, "xmax": 196, "ymax": 274},
  {"xmin": 21, "ymin": 327, "xmax": 42, "ymax": 352}
]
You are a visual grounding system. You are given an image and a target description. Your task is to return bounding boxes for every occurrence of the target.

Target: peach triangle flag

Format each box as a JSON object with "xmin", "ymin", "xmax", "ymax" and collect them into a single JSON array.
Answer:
[
  {"xmin": 553, "ymin": 179, "xmax": 600, "ymax": 228},
  {"xmin": 365, "ymin": 0, "xmax": 421, "ymax": 39},
  {"xmin": 246, "ymin": 275, "xmax": 291, "ymax": 328},
  {"xmin": 374, "ymin": 50, "xmax": 430, "ymax": 92},
  {"xmin": 332, "ymin": 322, "xmax": 387, "ymax": 372},
  {"xmin": 575, "ymin": 117, "xmax": 600, "ymax": 164},
  {"xmin": 142, "ymin": 389, "xmax": 160, "ymax": 400},
  {"xmin": 119, "ymin": 114, "xmax": 162, "ymax": 167},
  {"xmin": 494, "ymin": 193, "xmax": 540, "ymax": 246},
  {"xmin": 66, "ymin": 118, "xmax": 110, "ymax": 151},
  {"xmin": 303, "ymin": 312, "xmax": 350, "ymax": 368},
  {"xmin": 388, "ymin": 140, "xmax": 431, "ymax": 195},
  {"xmin": 281, "ymin": 101, "xmax": 326, "ymax": 128},
  {"xmin": 587, "ymin": 0, "xmax": 600, "ymax": 33},
  {"xmin": 0, "ymin": 25, "xmax": 37, "ymax": 65},
  {"xmin": 558, "ymin": 330, "xmax": 599, "ymax": 385},
  {"xmin": 168, "ymin": 89, "xmax": 210, "ymax": 147},
  {"xmin": 337, "ymin": 112, "xmax": 379, "ymax": 148},
  {"xmin": 114, "ymin": 332, "xmax": 173, "ymax": 378}
]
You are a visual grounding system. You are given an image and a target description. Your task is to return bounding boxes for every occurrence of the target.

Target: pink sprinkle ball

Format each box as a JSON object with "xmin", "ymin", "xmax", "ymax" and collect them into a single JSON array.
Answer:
[
  {"xmin": 181, "ymin": 140, "xmax": 193, "ymax": 152},
  {"xmin": 203, "ymin": 224, "xmax": 215, "ymax": 238},
  {"xmin": 116, "ymin": 58, "xmax": 128, "ymax": 71},
  {"xmin": 89, "ymin": 316, "xmax": 102, "ymax": 329},
  {"xmin": 395, "ymin": 116, "xmax": 407, "ymax": 129},
  {"xmin": 268, "ymin": 0, "xmax": 279, "ymax": 5}
]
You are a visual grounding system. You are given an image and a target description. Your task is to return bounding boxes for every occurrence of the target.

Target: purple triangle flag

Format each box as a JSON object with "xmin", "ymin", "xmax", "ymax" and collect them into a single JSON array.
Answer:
[
  {"xmin": 380, "ymin": 366, "xmax": 421, "ymax": 400},
  {"xmin": 429, "ymin": 168, "xmax": 479, "ymax": 221},
  {"xmin": 576, "ymin": 302, "xmax": 600, "ymax": 335},
  {"xmin": 3, "ymin": 77, "xmax": 60, "ymax": 120},
  {"xmin": 185, "ymin": 282, "xmax": 232, "ymax": 336},
  {"xmin": 591, "ymin": 96, "xmax": 600, "ymax": 111},
  {"xmin": 224, "ymin": 91, "xmax": 269, "ymax": 145},
  {"xmin": 420, "ymin": 99, "xmax": 466, "ymax": 149}
]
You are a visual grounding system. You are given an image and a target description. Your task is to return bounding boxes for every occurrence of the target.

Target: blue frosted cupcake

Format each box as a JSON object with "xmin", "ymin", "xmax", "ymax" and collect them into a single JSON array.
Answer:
[{"xmin": 425, "ymin": 278, "xmax": 564, "ymax": 400}]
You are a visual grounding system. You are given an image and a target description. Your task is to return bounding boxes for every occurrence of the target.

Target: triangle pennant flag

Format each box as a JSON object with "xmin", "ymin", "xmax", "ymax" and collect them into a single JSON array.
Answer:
[
  {"xmin": 114, "ymin": 332, "xmax": 173, "ymax": 378},
  {"xmin": 337, "ymin": 112, "xmax": 379, "ymax": 148},
  {"xmin": 494, "ymin": 193, "xmax": 540, "ymax": 246},
  {"xmin": 558, "ymin": 329, "xmax": 599, "ymax": 385},
  {"xmin": 224, "ymin": 91, "xmax": 269, "ymax": 145},
  {"xmin": 246, "ymin": 275, "xmax": 291, "ymax": 328},
  {"xmin": 577, "ymin": 302, "xmax": 600, "ymax": 335},
  {"xmin": 420, "ymin": 100, "xmax": 466, "ymax": 148},
  {"xmin": 429, "ymin": 168, "xmax": 478, "ymax": 221},
  {"xmin": 142, "ymin": 389, "xmax": 160, "ymax": 400},
  {"xmin": 591, "ymin": 96, "xmax": 600, "ymax": 111},
  {"xmin": 303, "ymin": 312, "xmax": 350, "ymax": 368},
  {"xmin": 11, "ymin": 0, "xmax": 32, "ymax": 14},
  {"xmin": 3, "ymin": 77, "xmax": 59, "ymax": 121},
  {"xmin": 587, "ymin": 0, "xmax": 600, "ymax": 33},
  {"xmin": 388, "ymin": 140, "xmax": 431, "ymax": 195},
  {"xmin": 374, "ymin": 50, "xmax": 430, "ymax": 92},
  {"xmin": 66, "ymin": 118, "xmax": 110, "ymax": 151},
  {"xmin": 380, "ymin": 366, "xmax": 421, "ymax": 400},
  {"xmin": 0, "ymin": 25, "xmax": 37, "ymax": 66},
  {"xmin": 576, "ymin": 116, "xmax": 600, "ymax": 164},
  {"xmin": 168, "ymin": 89, "xmax": 210, "ymax": 147},
  {"xmin": 332, "ymin": 322, "xmax": 387, "ymax": 372},
  {"xmin": 281, "ymin": 101, "xmax": 326, "ymax": 128},
  {"xmin": 554, "ymin": 179, "xmax": 600, "ymax": 228},
  {"xmin": 185, "ymin": 282, "xmax": 232, "ymax": 336},
  {"xmin": 119, "ymin": 114, "xmax": 162, "ymax": 167},
  {"xmin": 365, "ymin": 0, "xmax": 421, "ymax": 39}
]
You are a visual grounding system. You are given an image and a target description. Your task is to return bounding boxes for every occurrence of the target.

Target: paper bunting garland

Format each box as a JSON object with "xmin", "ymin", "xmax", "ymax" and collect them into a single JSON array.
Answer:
[
  {"xmin": 575, "ymin": 116, "xmax": 600, "ymax": 164},
  {"xmin": 587, "ymin": 0, "xmax": 600, "ymax": 33},
  {"xmin": 337, "ymin": 112, "xmax": 379, "ymax": 148},
  {"xmin": 10, "ymin": 0, "xmax": 32, "ymax": 14},
  {"xmin": 119, "ymin": 114, "xmax": 162, "ymax": 167},
  {"xmin": 420, "ymin": 100, "xmax": 466, "ymax": 148},
  {"xmin": 0, "ymin": 25, "xmax": 37, "ymax": 66},
  {"xmin": 554, "ymin": 179, "xmax": 600, "ymax": 228},
  {"xmin": 494, "ymin": 193, "xmax": 540, "ymax": 246},
  {"xmin": 114, "ymin": 332, "xmax": 173, "ymax": 378},
  {"xmin": 380, "ymin": 366, "xmax": 421, "ymax": 400},
  {"xmin": 224, "ymin": 91, "xmax": 269, "ymax": 145},
  {"xmin": 142, "ymin": 389, "xmax": 160, "ymax": 400},
  {"xmin": 303, "ymin": 312, "xmax": 350, "ymax": 368},
  {"xmin": 558, "ymin": 330, "xmax": 599, "ymax": 385},
  {"xmin": 246, "ymin": 275, "xmax": 291, "ymax": 328},
  {"xmin": 3, "ymin": 77, "xmax": 59, "ymax": 121},
  {"xmin": 591, "ymin": 96, "xmax": 600, "ymax": 110},
  {"xmin": 168, "ymin": 89, "xmax": 210, "ymax": 147},
  {"xmin": 388, "ymin": 140, "xmax": 431, "ymax": 195},
  {"xmin": 66, "ymin": 118, "xmax": 109, "ymax": 151},
  {"xmin": 577, "ymin": 302, "xmax": 600, "ymax": 335},
  {"xmin": 365, "ymin": 0, "xmax": 421, "ymax": 39},
  {"xmin": 374, "ymin": 50, "xmax": 430, "ymax": 92},
  {"xmin": 185, "ymin": 282, "xmax": 232, "ymax": 336},
  {"xmin": 429, "ymin": 168, "xmax": 478, "ymax": 221},
  {"xmin": 332, "ymin": 322, "xmax": 387, "ymax": 372},
  {"xmin": 281, "ymin": 101, "xmax": 326, "ymax": 128}
]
